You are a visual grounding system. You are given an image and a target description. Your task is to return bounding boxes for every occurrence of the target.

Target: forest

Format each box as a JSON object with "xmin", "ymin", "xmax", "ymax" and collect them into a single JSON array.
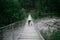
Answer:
[{"xmin": 0, "ymin": 0, "xmax": 60, "ymax": 27}]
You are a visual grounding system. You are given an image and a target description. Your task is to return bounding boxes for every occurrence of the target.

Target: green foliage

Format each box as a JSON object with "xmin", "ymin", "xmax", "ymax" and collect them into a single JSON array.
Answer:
[
  {"xmin": 0, "ymin": 0, "xmax": 60, "ymax": 27},
  {"xmin": 40, "ymin": 29, "xmax": 60, "ymax": 40},
  {"xmin": 49, "ymin": 31, "xmax": 60, "ymax": 40},
  {"xmin": 35, "ymin": 0, "xmax": 60, "ymax": 17},
  {"xmin": 0, "ymin": 0, "xmax": 28, "ymax": 27}
]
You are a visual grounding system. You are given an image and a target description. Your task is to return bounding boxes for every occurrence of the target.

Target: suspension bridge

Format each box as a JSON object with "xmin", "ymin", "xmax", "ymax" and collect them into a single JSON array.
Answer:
[{"xmin": 1, "ymin": 14, "xmax": 45, "ymax": 40}]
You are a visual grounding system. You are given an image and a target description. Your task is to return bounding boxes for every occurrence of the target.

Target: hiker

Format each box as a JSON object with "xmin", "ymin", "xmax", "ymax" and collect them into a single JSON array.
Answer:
[{"xmin": 28, "ymin": 20, "xmax": 31, "ymax": 26}]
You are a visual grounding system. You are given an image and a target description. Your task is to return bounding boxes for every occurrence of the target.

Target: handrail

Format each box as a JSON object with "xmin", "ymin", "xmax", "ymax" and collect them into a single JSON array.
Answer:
[{"xmin": 0, "ymin": 19, "xmax": 26, "ymax": 30}]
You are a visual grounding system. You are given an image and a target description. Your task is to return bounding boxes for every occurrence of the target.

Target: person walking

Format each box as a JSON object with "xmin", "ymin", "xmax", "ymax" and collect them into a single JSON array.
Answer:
[{"xmin": 28, "ymin": 20, "xmax": 31, "ymax": 26}]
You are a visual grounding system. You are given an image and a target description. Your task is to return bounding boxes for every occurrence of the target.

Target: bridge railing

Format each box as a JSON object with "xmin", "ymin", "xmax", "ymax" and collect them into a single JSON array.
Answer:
[
  {"xmin": 0, "ymin": 19, "xmax": 26, "ymax": 40},
  {"xmin": 0, "ymin": 19, "xmax": 26, "ymax": 30},
  {"xmin": 33, "ymin": 19, "xmax": 45, "ymax": 40}
]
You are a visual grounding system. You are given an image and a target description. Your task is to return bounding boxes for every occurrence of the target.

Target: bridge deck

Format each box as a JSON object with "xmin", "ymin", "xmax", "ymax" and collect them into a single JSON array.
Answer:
[{"xmin": 3, "ymin": 14, "xmax": 44, "ymax": 40}]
